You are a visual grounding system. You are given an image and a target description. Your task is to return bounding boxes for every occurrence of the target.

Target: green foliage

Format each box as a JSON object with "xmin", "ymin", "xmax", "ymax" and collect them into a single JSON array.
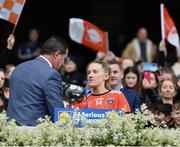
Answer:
[{"xmin": 0, "ymin": 106, "xmax": 180, "ymax": 146}]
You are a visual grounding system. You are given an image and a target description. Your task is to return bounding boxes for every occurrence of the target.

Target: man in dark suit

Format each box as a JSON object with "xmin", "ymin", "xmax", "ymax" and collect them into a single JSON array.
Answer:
[
  {"xmin": 7, "ymin": 36, "xmax": 68, "ymax": 126},
  {"xmin": 108, "ymin": 60, "xmax": 141, "ymax": 113}
]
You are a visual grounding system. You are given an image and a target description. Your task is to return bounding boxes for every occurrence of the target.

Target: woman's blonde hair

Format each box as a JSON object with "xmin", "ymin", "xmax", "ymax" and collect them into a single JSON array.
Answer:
[{"xmin": 87, "ymin": 60, "xmax": 111, "ymax": 89}]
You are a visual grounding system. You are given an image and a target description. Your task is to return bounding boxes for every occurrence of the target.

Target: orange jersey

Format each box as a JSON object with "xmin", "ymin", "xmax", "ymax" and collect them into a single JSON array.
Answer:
[{"xmin": 74, "ymin": 90, "xmax": 130, "ymax": 112}]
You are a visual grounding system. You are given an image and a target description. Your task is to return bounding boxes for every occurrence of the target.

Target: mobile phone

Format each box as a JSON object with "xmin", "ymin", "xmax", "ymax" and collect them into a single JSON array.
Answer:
[
  {"xmin": 143, "ymin": 63, "xmax": 158, "ymax": 72},
  {"xmin": 143, "ymin": 71, "xmax": 151, "ymax": 82}
]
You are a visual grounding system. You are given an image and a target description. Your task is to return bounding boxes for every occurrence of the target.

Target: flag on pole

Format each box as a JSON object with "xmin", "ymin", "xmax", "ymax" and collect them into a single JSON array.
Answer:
[
  {"xmin": 69, "ymin": 18, "xmax": 109, "ymax": 53},
  {"xmin": 160, "ymin": 4, "xmax": 180, "ymax": 55},
  {"xmin": 0, "ymin": 0, "xmax": 26, "ymax": 25}
]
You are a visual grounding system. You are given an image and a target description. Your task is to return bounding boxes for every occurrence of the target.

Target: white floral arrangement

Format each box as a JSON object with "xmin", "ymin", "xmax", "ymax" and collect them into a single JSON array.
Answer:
[{"xmin": 0, "ymin": 105, "xmax": 180, "ymax": 146}]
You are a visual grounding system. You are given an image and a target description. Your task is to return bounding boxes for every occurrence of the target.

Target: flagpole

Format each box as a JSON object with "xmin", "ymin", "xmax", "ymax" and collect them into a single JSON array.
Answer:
[
  {"xmin": 12, "ymin": 24, "xmax": 17, "ymax": 34},
  {"xmin": 160, "ymin": 3, "xmax": 165, "ymax": 41},
  {"xmin": 105, "ymin": 32, "xmax": 109, "ymax": 52},
  {"xmin": 11, "ymin": 0, "xmax": 26, "ymax": 34}
]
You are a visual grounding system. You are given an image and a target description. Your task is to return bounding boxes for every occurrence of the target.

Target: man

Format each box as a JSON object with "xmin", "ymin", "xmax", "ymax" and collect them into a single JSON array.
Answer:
[
  {"xmin": 171, "ymin": 100, "xmax": 180, "ymax": 128},
  {"xmin": 153, "ymin": 103, "xmax": 172, "ymax": 127},
  {"xmin": 18, "ymin": 28, "xmax": 42, "ymax": 62},
  {"xmin": 122, "ymin": 27, "xmax": 156, "ymax": 62},
  {"xmin": 62, "ymin": 55, "xmax": 84, "ymax": 86},
  {"xmin": 7, "ymin": 36, "xmax": 68, "ymax": 126},
  {"xmin": 108, "ymin": 60, "xmax": 141, "ymax": 112}
]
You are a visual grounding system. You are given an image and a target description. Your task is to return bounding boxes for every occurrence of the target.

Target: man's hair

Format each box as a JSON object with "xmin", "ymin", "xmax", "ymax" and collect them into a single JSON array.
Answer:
[
  {"xmin": 154, "ymin": 103, "xmax": 172, "ymax": 116},
  {"xmin": 172, "ymin": 100, "xmax": 180, "ymax": 111},
  {"xmin": 160, "ymin": 66, "xmax": 176, "ymax": 81},
  {"xmin": 41, "ymin": 36, "xmax": 68, "ymax": 55},
  {"xmin": 107, "ymin": 60, "xmax": 123, "ymax": 72}
]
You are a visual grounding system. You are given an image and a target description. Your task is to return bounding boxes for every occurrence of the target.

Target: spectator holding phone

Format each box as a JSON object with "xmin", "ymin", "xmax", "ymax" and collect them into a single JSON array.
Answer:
[{"xmin": 141, "ymin": 71, "xmax": 160, "ymax": 110}]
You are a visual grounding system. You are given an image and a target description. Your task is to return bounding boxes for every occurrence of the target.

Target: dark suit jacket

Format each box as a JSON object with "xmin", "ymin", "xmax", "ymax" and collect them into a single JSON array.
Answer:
[
  {"xmin": 121, "ymin": 88, "xmax": 141, "ymax": 113},
  {"xmin": 7, "ymin": 56, "xmax": 64, "ymax": 126}
]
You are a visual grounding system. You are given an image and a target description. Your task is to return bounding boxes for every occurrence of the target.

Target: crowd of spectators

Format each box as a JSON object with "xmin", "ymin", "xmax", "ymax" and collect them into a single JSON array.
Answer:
[{"xmin": 0, "ymin": 26, "xmax": 180, "ymax": 128}]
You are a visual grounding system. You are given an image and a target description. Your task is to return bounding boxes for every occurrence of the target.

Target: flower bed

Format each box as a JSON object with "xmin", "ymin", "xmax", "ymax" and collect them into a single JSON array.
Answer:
[{"xmin": 0, "ymin": 106, "xmax": 180, "ymax": 146}]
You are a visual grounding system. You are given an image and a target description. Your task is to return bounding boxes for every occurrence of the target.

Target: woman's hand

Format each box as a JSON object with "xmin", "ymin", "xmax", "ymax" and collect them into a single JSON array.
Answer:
[
  {"xmin": 7, "ymin": 34, "xmax": 15, "ymax": 50},
  {"xmin": 142, "ymin": 78, "xmax": 153, "ymax": 89}
]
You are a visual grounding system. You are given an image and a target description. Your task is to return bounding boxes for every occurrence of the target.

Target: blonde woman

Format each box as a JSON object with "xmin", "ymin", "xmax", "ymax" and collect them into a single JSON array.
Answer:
[
  {"xmin": 159, "ymin": 78, "xmax": 177, "ymax": 105},
  {"xmin": 75, "ymin": 61, "xmax": 130, "ymax": 112}
]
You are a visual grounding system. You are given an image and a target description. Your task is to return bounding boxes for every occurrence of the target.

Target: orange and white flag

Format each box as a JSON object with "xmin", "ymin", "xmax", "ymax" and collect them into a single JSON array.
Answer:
[
  {"xmin": 69, "ymin": 18, "xmax": 109, "ymax": 53},
  {"xmin": 160, "ymin": 4, "xmax": 180, "ymax": 55},
  {"xmin": 0, "ymin": 0, "xmax": 26, "ymax": 25}
]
